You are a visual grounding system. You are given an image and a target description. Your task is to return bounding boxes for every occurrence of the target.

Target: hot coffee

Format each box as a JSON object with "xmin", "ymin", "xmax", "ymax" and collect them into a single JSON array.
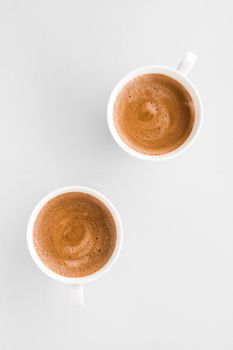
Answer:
[
  {"xmin": 113, "ymin": 74, "xmax": 195, "ymax": 155},
  {"xmin": 33, "ymin": 192, "xmax": 117, "ymax": 277}
]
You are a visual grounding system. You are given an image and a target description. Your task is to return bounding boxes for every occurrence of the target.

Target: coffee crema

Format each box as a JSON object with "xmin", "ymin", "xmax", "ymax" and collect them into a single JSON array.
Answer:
[
  {"xmin": 113, "ymin": 74, "xmax": 195, "ymax": 155},
  {"xmin": 33, "ymin": 192, "xmax": 117, "ymax": 277}
]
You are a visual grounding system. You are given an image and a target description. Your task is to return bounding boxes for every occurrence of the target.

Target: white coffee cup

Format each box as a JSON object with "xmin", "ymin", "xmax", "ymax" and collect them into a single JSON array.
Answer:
[
  {"xmin": 27, "ymin": 186, "xmax": 123, "ymax": 307},
  {"xmin": 107, "ymin": 51, "xmax": 203, "ymax": 161}
]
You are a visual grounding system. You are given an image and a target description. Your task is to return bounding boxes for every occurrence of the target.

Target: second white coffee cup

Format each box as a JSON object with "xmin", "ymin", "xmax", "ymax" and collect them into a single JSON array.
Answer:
[
  {"xmin": 27, "ymin": 186, "xmax": 123, "ymax": 307},
  {"xmin": 107, "ymin": 51, "xmax": 203, "ymax": 161}
]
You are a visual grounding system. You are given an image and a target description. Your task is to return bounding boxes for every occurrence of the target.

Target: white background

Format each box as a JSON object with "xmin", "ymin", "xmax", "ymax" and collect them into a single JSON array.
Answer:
[{"xmin": 0, "ymin": 1, "xmax": 233, "ymax": 349}]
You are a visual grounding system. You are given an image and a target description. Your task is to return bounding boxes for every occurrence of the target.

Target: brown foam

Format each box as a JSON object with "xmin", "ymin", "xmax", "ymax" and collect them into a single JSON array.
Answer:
[
  {"xmin": 33, "ymin": 192, "xmax": 117, "ymax": 277},
  {"xmin": 113, "ymin": 74, "xmax": 195, "ymax": 155}
]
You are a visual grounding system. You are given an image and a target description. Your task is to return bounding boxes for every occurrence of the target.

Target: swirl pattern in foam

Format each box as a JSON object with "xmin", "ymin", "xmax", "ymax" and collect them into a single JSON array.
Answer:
[
  {"xmin": 33, "ymin": 192, "xmax": 117, "ymax": 277},
  {"xmin": 113, "ymin": 74, "xmax": 195, "ymax": 155}
]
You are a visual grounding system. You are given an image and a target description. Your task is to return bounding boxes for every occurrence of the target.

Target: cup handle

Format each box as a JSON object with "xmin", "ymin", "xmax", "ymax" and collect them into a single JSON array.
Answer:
[
  {"xmin": 176, "ymin": 51, "xmax": 197, "ymax": 76},
  {"xmin": 72, "ymin": 284, "xmax": 84, "ymax": 307}
]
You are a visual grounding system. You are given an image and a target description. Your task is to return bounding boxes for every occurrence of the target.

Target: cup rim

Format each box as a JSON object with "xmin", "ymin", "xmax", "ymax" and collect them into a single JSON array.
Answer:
[
  {"xmin": 107, "ymin": 65, "xmax": 203, "ymax": 161},
  {"xmin": 27, "ymin": 186, "xmax": 123, "ymax": 284}
]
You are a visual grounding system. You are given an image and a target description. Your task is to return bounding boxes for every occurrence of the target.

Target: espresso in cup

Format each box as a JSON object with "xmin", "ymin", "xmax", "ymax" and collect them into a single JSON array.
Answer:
[
  {"xmin": 113, "ymin": 74, "xmax": 195, "ymax": 155},
  {"xmin": 33, "ymin": 192, "xmax": 117, "ymax": 277}
]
